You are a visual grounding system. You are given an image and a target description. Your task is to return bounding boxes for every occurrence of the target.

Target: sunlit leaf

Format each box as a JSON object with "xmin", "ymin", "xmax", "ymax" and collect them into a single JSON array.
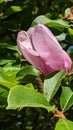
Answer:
[
  {"xmin": 0, "ymin": 59, "xmax": 15, "ymax": 65},
  {"xmin": 56, "ymin": 33, "xmax": 66, "ymax": 41},
  {"xmin": 68, "ymin": 28, "xmax": 73, "ymax": 35},
  {"xmin": 0, "ymin": 65, "xmax": 20, "ymax": 89},
  {"xmin": 60, "ymin": 87, "xmax": 73, "ymax": 112},
  {"xmin": 32, "ymin": 15, "xmax": 50, "ymax": 26},
  {"xmin": 7, "ymin": 84, "xmax": 55, "ymax": 112},
  {"xmin": 65, "ymin": 8, "xmax": 70, "ymax": 16},
  {"xmin": 0, "ymin": 80, "xmax": 17, "ymax": 89},
  {"xmin": 47, "ymin": 19, "xmax": 70, "ymax": 30},
  {"xmin": 17, "ymin": 65, "xmax": 41, "ymax": 80},
  {"xmin": 0, "ymin": 0, "xmax": 4, "ymax": 3},
  {"xmin": 5, "ymin": 6, "xmax": 23, "ymax": 16},
  {"xmin": 3, "ymin": 65, "xmax": 21, "ymax": 81},
  {"xmin": 0, "ymin": 43, "xmax": 19, "ymax": 52},
  {"xmin": 44, "ymin": 70, "xmax": 66, "ymax": 102},
  {"xmin": 32, "ymin": 15, "xmax": 70, "ymax": 30},
  {"xmin": 55, "ymin": 118, "xmax": 73, "ymax": 130}
]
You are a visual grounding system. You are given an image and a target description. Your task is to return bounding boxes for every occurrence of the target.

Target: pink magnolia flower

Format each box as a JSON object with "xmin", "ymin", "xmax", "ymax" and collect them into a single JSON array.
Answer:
[{"xmin": 17, "ymin": 24, "xmax": 72, "ymax": 76}]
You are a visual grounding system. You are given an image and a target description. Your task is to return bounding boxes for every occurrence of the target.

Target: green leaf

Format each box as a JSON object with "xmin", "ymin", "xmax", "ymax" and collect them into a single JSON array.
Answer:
[
  {"xmin": 17, "ymin": 65, "xmax": 41, "ymax": 80},
  {"xmin": 0, "ymin": 59, "xmax": 15, "ymax": 66},
  {"xmin": 0, "ymin": 85, "xmax": 8, "ymax": 96},
  {"xmin": 60, "ymin": 87, "xmax": 73, "ymax": 113},
  {"xmin": 6, "ymin": 84, "xmax": 55, "ymax": 112},
  {"xmin": 0, "ymin": 43, "xmax": 19, "ymax": 52},
  {"xmin": 31, "ymin": 15, "xmax": 50, "ymax": 26},
  {"xmin": 68, "ymin": 28, "xmax": 73, "ymax": 35},
  {"xmin": 0, "ymin": 65, "xmax": 20, "ymax": 89},
  {"xmin": 0, "ymin": 85, "xmax": 8, "ymax": 108},
  {"xmin": 55, "ymin": 118, "xmax": 73, "ymax": 130},
  {"xmin": 44, "ymin": 70, "xmax": 66, "ymax": 102},
  {"xmin": 0, "ymin": 81, "xmax": 17, "ymax": 89},
  {"xmin": 56, "ymin": 33, "xmax": 66, "ymax": 41},
  {"xmin": 11, "ymin": 6, "xmax": 22, "ymax": 12},
  {"xmin": 3, "ymin": 65, "xmax": 21, "ymax": 81},
  {"xmin": 0, "ymin": 0, "xmax": 4, "ymax": 3},
  {"xmin": 5, "ymin": 6, "xmax": 23, "ymax": 16},
  {"xmin": 47, "ymin": 19, "xmax": 70, "ymax": 30},
  {"xmin": 64, "ymin": 8, "xmax": 70, "ymax": 16},
  {"xmin": 32, "ymin": 15, "xmax": 70, "ymax": 30}
]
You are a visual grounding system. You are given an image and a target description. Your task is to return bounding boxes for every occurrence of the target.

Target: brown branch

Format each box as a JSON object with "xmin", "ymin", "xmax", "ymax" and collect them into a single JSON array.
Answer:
[{"xmin": 36, "ymin": 76, "xmax": 44, "ymax": 94}]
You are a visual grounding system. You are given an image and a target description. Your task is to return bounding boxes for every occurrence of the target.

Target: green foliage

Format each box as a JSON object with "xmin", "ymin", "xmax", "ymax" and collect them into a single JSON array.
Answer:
[
  {"xmin": 56, "ymin": 33, "xmax": 66, "ymax": 41},
  {"xmin": 0, "ymin": 64, "xmax": 20, "ymax": 89},
  {"xmin": 17, "ymin": 65, "xmax": 41, "ymax": 80},
  {"xmin": 44, "ymin": 70, "xmax": 66, "ymax": 102},
  {"xmin": 7, "ymin": 84, "xmax": 55, "ymax": 111},
  {"xmin": 5, "ymin": 6, "xmax": 23, "ymax": 16},
  {"xmin": 0, "ymin": 86, "xmax": 8, "ymax": 108},
  {"xmin": 32, "ymin": 15, "xmax": 70, "ymax": 31},
  {"xmin": 60, "ymin": 87, "xmax": 73, "ymax": 113},
  {"xmin": 55, "ymin": 118, "xmax": 73, "ymax": 130},
  {"xmin": 0, "ymin": 0, "xmax": 73, "ymax": 130}
]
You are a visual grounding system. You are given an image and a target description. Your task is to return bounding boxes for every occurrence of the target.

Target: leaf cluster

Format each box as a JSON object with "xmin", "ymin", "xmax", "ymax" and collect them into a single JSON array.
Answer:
[{"xmin": 0, "ymin": 0, "xmax": 73, "ymax": 130}]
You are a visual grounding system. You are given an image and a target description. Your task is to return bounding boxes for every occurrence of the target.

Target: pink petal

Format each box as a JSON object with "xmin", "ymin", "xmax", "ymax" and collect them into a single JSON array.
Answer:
[
  {"xmin": 63, "ymin": 50, "xmax": 72, "ymax": 71},
  {"xmin": 17, "ymin": 31, "xmax": 49, "ymax": 75},
  {"xmin": 32, "ymin": 24, "xmax": 66, "ymax": 73},
  {"xmin": 17, "ymin": 31, "xmax": 33, "ymax": 50},
  {"xmin": 27, "ymin": 27, "xmax": 34, "ymax": 40},
  {"xmin": 17, "ymin": 25, "xmax": 72, "ymax": 76}
]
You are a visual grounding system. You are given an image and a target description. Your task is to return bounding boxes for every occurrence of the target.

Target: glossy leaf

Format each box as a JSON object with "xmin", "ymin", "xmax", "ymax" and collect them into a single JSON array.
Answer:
[
  {"xmin": 7, "ymin": 84, "xmax": 55, "ymax": 111},
  {"xmin": 44, "ymin": 70, "xmax": 66, "ymax": 102},
  {"xmin": 60, "ymin": 87, "xmax": 73, "ymax": 112},
  {"xmin": 0, "ymin": 59, "xmax": 15, "ymax": 66},
  {"xmin": 0, "ymin": 81, "xmax": 17, "ymax": 89},
  {"xmin": 0, "ymin": 65, "xmax": 20, "ymax": 89},
  {"xmin": 55, "ymin": 118, "xmax": 73, "ymax": 130},
  {"xmin": 0, "ymin": 43, "xmax": 19, "ymax": 52},
  {"xmin": 56, "ymin": 33, "xmax": 66, "ymax": 41},
  {"xmin": 32, "ymin": 15, "xmax": 50, "ymax": 26},
  {"xmin": 65, "ymin": 8, "xmax": 70, "ymax": 16},
  {"xmin": 17, "ymin": 65, "xmax": 41, "ymax": 80},
  {"xmin": 5, "ymin": 6, "xmax": 22, "ymax": 16},
  {"xmin": 47, "ymin": 19, "xmax": 70, "ymax": 28},
  {"xmin": 68, "ymin": 28, "xmax": 73, "ymax": 35},
  {"xmin": 3, "ymin": 65, "xmax": 21, "ymax": 81},
  {"xmin": 32, "ymin": 15, "xmax": 70, "ymax": 30}
]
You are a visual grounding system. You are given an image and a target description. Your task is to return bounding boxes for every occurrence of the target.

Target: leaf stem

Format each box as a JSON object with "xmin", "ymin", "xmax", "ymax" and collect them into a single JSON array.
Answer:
[{"xmin": 54, "ymin": 109, "xmax": 66, "ymax": 119}]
